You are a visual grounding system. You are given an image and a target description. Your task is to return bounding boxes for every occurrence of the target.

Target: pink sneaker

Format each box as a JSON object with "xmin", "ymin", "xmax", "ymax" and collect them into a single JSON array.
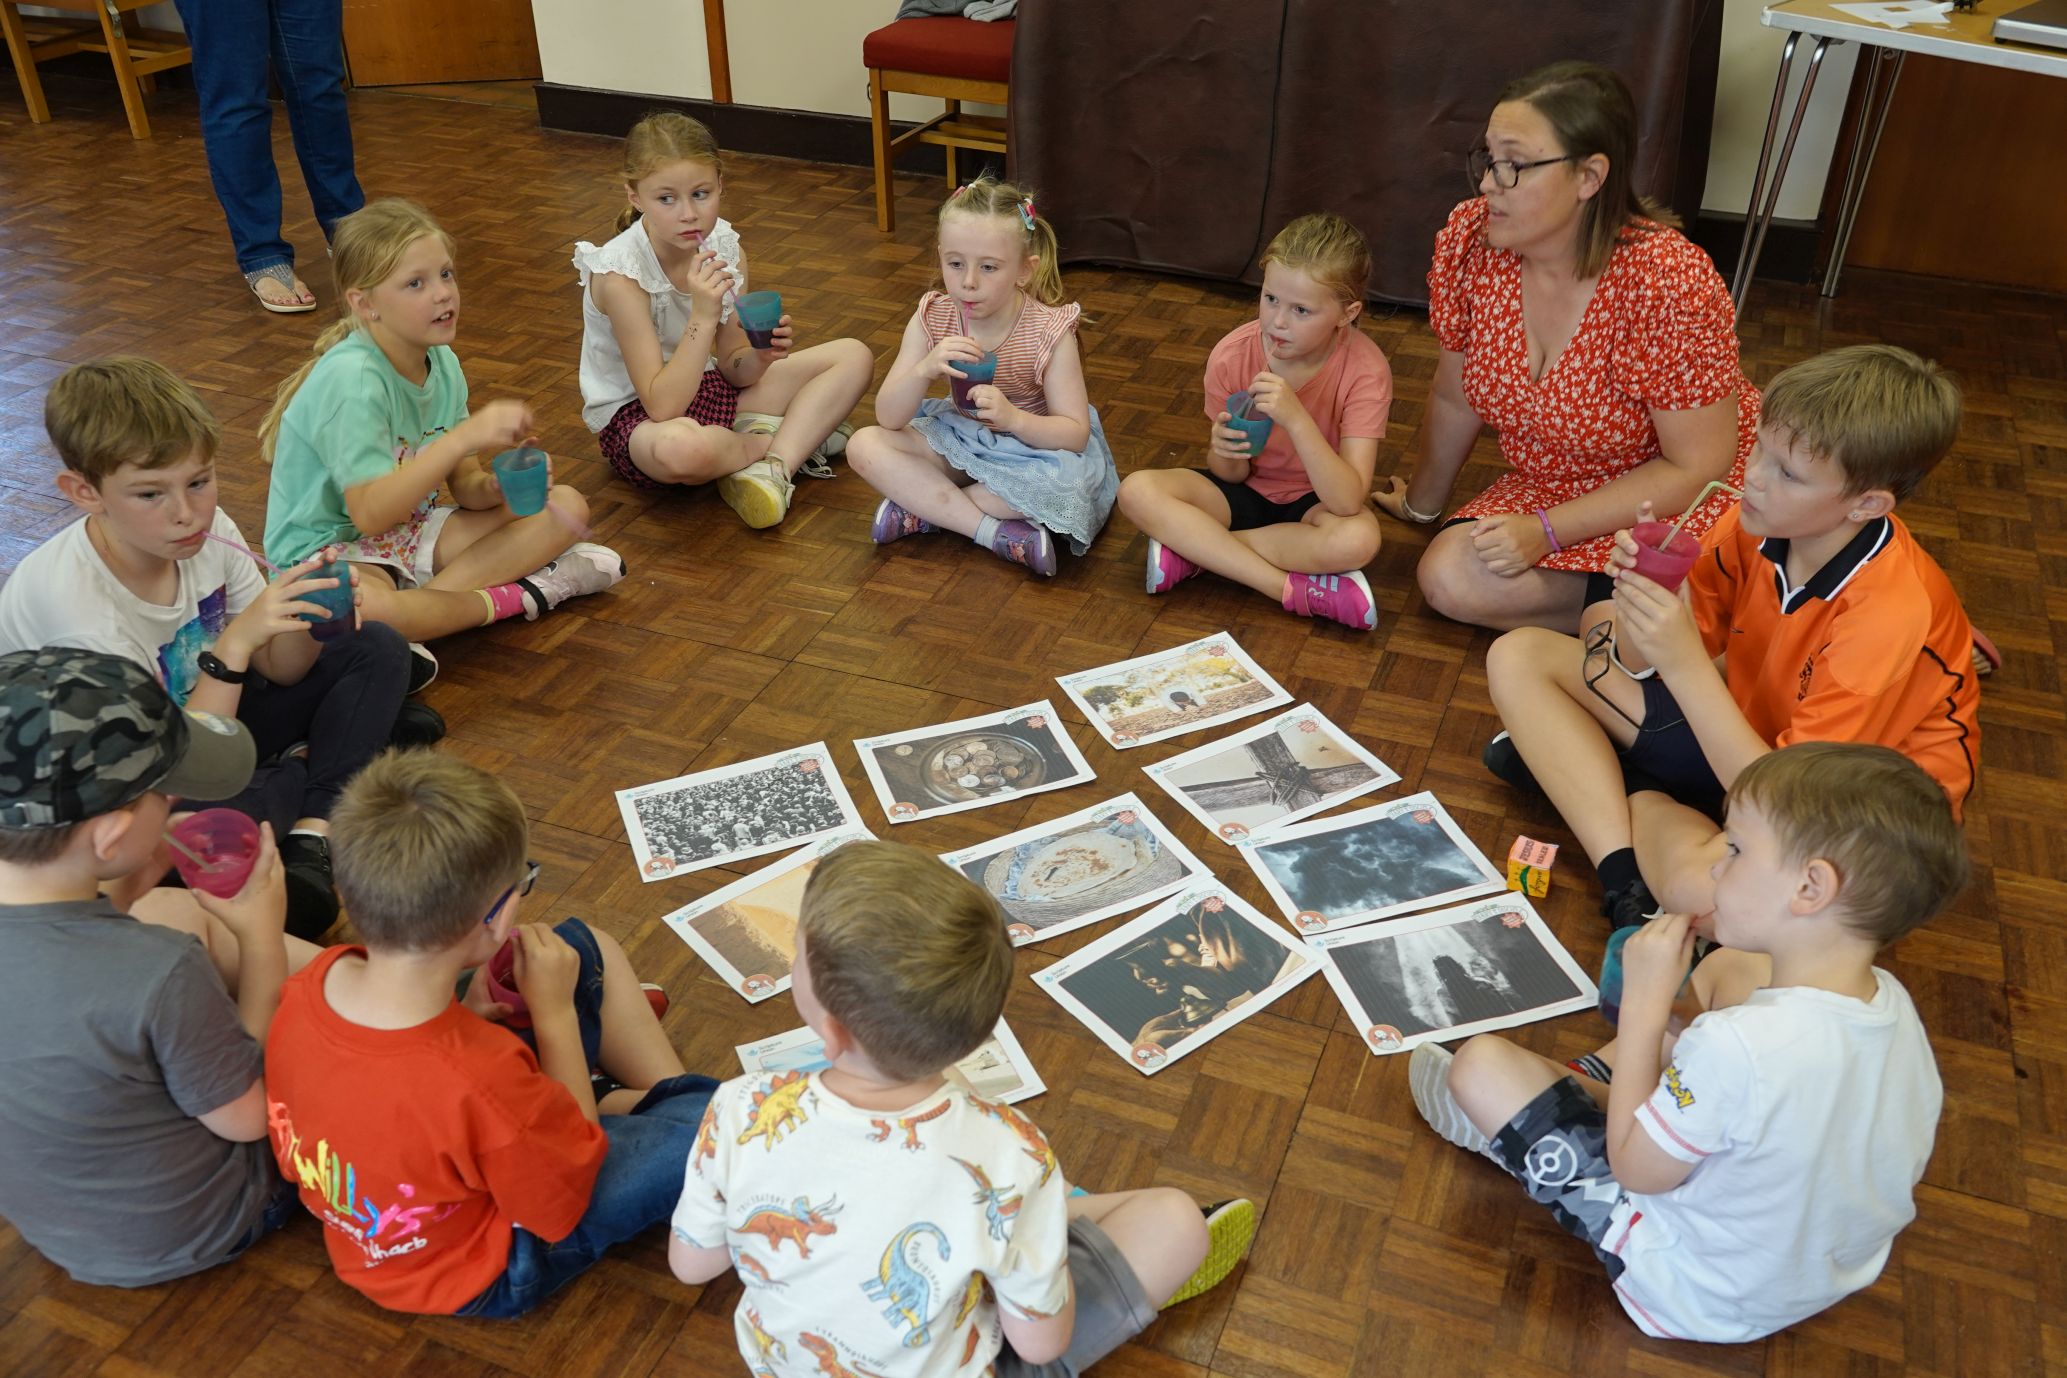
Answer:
[
  {"xmin": 1282, "ymin": 570, "xmax": 1377, "ymax": 631},
  {"xmin": 990, "ymin": 520, "xmax": 1056, "ymax": 577},
  {"xmin": 1145, "ymin": 538, "xmax": 1200, "ymax": 594},
  {"xmin": 870, "ymin": 498, "xmax": 934, "ymax": 545}
]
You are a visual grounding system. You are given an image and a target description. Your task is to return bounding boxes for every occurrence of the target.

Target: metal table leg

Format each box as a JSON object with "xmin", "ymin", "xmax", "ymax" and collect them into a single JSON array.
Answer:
[
  {"xmin": 1822, "ymin": 46, "xmax": 1906, "ymax": 299},
  {"xmin": 1732, "ymin": 34, "xmax": 1839, "ymax": 314}
]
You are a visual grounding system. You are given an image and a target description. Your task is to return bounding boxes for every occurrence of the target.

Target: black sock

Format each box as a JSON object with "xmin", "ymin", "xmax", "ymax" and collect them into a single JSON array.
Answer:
[{"xmin": 1597, "ymin": 847, "xmax": 1642, "ymax": 899}]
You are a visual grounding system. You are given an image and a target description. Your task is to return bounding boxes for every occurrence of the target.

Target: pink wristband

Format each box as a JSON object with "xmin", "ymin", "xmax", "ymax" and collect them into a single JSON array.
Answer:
[{"xmin": 1536, "ymin": 508, "xmax": 1561, "ymax": 553}]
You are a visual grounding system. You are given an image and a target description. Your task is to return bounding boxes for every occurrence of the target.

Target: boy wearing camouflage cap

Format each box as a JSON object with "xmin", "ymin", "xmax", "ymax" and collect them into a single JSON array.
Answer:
[{"xmin": 0, "ymin": 647, "xmax": 301, "ymax": 1286}]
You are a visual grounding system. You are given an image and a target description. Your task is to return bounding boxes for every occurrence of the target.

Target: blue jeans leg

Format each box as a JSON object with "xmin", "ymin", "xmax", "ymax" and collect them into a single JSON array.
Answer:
[
  {"xmin": 172, "ymin": 0, "xmax": 292, "ymax": 273},
  {"xmin": 455, "ymin": 1077, "xmax": 717, "ymax": 1319},
  {"xmin": 268, "ymin": 0, "xmax": 364, "ymax": 239}
]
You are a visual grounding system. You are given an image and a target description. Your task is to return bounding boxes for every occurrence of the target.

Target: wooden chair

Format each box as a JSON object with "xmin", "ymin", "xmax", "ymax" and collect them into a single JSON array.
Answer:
[
  {"xmin": 0, "ymin": 0, "xmax": 194, "ymax": 140},
  {"xmin": 863, "ymin": 16, "xmax": 1013, "ymax": 232}
]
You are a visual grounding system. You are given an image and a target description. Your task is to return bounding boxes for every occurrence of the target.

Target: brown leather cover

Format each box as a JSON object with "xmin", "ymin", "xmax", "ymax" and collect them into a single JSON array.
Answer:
[
  {"xmin": 1007, "ymin": 1, "xmax": 1289, "ymax": 281},
  {"xmin": 1011, "ymin": 0, "xmax": 1722, "ymax": 306}
]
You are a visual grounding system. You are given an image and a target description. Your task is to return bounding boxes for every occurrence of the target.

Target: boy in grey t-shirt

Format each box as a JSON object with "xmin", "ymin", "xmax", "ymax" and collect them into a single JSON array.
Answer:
[{"xmin": 0, "ymin": 648, "xmax": 298, "ymax": 1285}]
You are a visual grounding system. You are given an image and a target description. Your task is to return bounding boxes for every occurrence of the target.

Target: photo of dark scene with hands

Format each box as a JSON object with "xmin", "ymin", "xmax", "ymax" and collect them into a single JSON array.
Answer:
[{"xmin": 1057, "ymin": 896, "xmax": 1308, "ymax": 1053}]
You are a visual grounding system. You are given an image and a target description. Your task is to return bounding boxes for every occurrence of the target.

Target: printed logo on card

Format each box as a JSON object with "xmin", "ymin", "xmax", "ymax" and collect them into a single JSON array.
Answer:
[
  {"xmin": 1411, "ymin": 809, "xmax": 1435, "ymax": 825},
  {"xmin": 740, "ymin": 974, "xmax": 777, "ymax": 999},
  {"xmin": 1218, "ymin": 822, "xmax": 1250, "ymax": 842},
  {"xmin": 1294, "ymin": 910, "xmax": 1328, "ymax": 932},
  {"xmin": 1113, "ymin": 809, "xmax": 1137, "ymax": 825},
  {"xmin": 889, "ymin": 802, "xmax": 919, "ymax": 821},
  {"xmin": 1366, "ymin": 1025, "xmax": 1403, "ymax": 1051},
  {"xmin": 1294, "ymin": 717, "xmax": 1319, "ymax": 734},
  {"xmin": 1024, "ymin": 714, "xmax": 1047, "ymax": 730},
  {"xmin": 1204, "ymin": 643, "xmax": 1227, "ymax": 656},
  {"xmin": 1129, "ymin": 1041, "xmax": 1169, "ymax": 1071},
  {"xmin": 1007, "ymin": 923, "xmax": 1037, "ymax": 944},
  {"xmin": 1112, "ymin": 731, "xmax": 1138, "ymax": 745},
  {"xmin": 796, "ymin": 759, "xmax": 820, "ymax": 774},
  {"xmin": 643, "ymin": 855, "xmax": 678, "ymax": 877},
  {"xmin": 1499, "ymin": 911, "xmax": 1527, "ymax": 929}
]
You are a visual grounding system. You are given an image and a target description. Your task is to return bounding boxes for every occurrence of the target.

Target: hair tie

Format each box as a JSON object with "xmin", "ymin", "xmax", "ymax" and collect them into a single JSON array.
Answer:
[
  {"xmin": 951, "ymin": 182, "xmax": 971, "ymax": 200},
  {"xmin": 1018, "ymin": 197, "xmax": 1037, "ymax": 231}
]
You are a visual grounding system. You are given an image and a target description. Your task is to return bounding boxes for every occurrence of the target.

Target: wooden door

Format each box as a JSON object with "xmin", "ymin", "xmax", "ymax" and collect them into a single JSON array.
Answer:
[{"xmin": 340, "ymin": 0, "xmax": 540, "ymax": 86}]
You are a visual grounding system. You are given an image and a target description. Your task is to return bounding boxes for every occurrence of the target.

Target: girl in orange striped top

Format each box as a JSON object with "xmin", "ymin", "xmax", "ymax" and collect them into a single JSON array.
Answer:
[{"xmin": 846, "ymin": 178, "xmax": 1117, "ymax": 578}]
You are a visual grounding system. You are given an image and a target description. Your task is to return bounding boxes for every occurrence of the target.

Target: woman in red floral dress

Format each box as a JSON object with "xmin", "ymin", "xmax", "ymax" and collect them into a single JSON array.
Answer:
[{"xmin": 1375, "ymin": 62, "xmax": 1755, "ymax": 633}]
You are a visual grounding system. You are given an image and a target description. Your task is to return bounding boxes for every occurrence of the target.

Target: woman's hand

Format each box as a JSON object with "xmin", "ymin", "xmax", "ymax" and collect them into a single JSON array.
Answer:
[
  {"xmin": 1469, "ymin": 511, "xmax": 1552, "ymax": 576},
  {"xmin": 1373, "ymin": 475, "xmax": 1441, "ymax": 525}
]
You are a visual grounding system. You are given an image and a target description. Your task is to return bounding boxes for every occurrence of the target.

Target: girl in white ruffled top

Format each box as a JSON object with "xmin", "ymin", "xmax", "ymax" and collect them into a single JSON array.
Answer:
[{"xmin": 573, "ymin": 113, "xmax": 872, "ymax": 528}]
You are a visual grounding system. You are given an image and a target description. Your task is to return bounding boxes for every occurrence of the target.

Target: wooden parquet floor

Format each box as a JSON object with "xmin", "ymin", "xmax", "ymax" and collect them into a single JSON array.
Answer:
[{"xmin": 2, "ymin": 74, "xmax": 2063, "ymax": 1378}]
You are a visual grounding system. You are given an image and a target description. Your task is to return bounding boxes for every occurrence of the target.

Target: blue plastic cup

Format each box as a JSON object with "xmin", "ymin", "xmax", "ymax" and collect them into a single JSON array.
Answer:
[
  {"xmin": 492, "ymin": 447, "xmax": 550, "ymax": 516},
  {"xmin": 1224, "ymin": 390, "xmax": 1274, "ymax": 456},
  {"xmin": 294, "ymin": 559, "xmax": 355, "ymax": 641},
  {"xmin": 735, "ymin": 290, "xmax": 783, "ymax": 348},
  {"xmin": 950, "ymin": 352, "xmax": 998, "ymax": 412}
]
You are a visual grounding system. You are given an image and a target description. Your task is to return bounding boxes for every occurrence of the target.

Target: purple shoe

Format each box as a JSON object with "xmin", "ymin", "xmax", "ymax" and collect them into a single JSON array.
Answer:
[
  {"xmin": 870, "ymin": 498, "xmax": 934, "ymax": 545},
  {"xmin": 1282, "ymin": 570, "xmax": 1377, "ymax": 631},
  {"xmin": 1145, "ymin": 537, "xmax": 1200, "ymax": 595},
  {"xmin": 990, "ymin": 520, "xmax": 1056, "ymax": 577}
]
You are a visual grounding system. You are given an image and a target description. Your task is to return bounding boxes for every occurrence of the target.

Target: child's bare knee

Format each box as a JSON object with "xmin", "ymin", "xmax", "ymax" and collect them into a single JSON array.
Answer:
[
  {"xmin": 645, "ymin": 425, "xmax": 727, "ymax": 484},
  {"xmin": 1485, "ymin": 626, "xmax": 1564, "ymax": 696},
  {"xmin": 1116, "ymin": 469, "xmax": 1167, "ymax": 518},
  {"xmin": 547, "ymin": 483, "xmax": 589, "ymax": 525},
  {"xmin": 830, "ymin": 336, "xmax": 874, "ymax": 378},
  {"xmin": 1151, "ymin": 1188, "xmax": 1209, "ymax": 1265},
  {"xmin": 845, "ymin": 426, "xmax": 891, "ymax": 476},
  {"xmin": 1328, "ymin": 514, "xmax": 1382, "ymax": 570},
  {"xmin": 1448, "ymin": 1034, "xmax": 1516, "ymax": 1094}
]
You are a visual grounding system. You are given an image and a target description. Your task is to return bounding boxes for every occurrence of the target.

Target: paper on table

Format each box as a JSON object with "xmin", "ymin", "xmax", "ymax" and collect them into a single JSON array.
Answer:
[{"xmin": 1830, "ymin": 1, "xmax": 1952, "ymax": 29}]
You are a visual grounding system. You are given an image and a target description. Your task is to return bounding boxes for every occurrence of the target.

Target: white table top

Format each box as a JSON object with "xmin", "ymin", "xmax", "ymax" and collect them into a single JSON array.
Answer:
[{"xmin": 1764, "ymin": 0, "xmax": 2067, "ymax": 76}]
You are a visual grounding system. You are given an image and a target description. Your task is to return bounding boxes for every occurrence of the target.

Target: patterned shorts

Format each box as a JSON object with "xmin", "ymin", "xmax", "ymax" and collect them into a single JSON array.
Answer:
[
  {"xmin": 1490, "ymin": 1076, "xmax": 1633, "ymax": 1281},
  {"xmin": 596, "ymin": 371, "xmax": 741, "ymax": 490},
  {"xmin": 336, "ymin": 504, "xmax": 454, "ymax": 589}
]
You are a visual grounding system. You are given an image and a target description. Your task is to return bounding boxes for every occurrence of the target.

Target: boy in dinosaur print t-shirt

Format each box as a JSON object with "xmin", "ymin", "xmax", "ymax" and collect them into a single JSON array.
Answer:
[{"xmin": 670, "ymin": 841, "xmax": 1248, "ymax": 1378}]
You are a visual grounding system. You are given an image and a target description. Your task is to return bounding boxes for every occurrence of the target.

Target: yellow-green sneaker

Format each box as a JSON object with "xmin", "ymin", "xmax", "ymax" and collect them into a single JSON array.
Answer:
[
  {"xmin": 1163, "ymin": 1198, "xmax": 1256, "ymax": 1308},
  {"xmin": 716, "ymin": 456, "xmax": 794, "ymax": 529}
]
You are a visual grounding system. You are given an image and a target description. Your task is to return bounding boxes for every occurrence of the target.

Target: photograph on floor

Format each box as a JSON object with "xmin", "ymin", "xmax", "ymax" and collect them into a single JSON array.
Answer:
[
  {"xmin": 1033, "ymin": 882, "xmax": 1318, "ymax": 1074},
  {"xmin": 1142, "ymin": 703, "xmax": 1400, "ymax": 844},
  {"xmin": 660, "ymin": 827, "xmax": 874, "ymax": 1002},
  {"xmin": 735, "ymin": 1017, "xmax": 1047, "ymax": 1105},
  {"xmin": 1309, "ymin": 897, "xmax": 1597, "ymax": 1055},
  {"xmin": 938, "ymin": 792, "xmax": 1208, "ymax": 946},
  {"xmin": 617, "ymin": 741, "xmax": 863, "ymax": 881},
  {"xmin": 1239, "ymin": 791, "xmax": 1505, "ymax": 934},
  {"xmin": 854, "ymin": 699, "xmax": 1095, "ymax": 824},
  {"xmin": 1057, "ymin": 631, "xmax": 1291, "ymax": 749}
]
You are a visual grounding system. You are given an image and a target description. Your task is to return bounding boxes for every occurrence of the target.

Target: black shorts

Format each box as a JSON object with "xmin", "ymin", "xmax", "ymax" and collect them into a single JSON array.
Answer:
[
  {"xmin": 1617, "ymin": 675, "xmax": 1726, "ymax": 818},
  {"xmin": 1489, "ymin": 1077, "xmax": 1632, "ymax": 1281},
  {"xmin": 1195, "ymin": 469, "xmax": 1320, "ymax": 531}
]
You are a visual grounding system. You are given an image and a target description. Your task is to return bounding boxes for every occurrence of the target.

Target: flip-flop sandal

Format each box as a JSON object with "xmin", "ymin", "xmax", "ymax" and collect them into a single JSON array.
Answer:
[
  {"xmin": 1972, "ymin": 629, "xmax": 2001, "ymax": 678},
  {"xmin": 245, "ymin": 264, "xmax": 317, "ymax": 315}
]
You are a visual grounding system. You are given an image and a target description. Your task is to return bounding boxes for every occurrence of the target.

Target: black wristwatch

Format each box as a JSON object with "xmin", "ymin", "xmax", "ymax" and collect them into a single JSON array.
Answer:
[{"xmin": 196, "ymin": 651, "xmax": 247, "ymax": 685}]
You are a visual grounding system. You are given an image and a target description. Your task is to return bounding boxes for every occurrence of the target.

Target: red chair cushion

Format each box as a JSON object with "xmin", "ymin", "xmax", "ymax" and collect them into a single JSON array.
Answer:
[{"xmin": 863, "ymin": 17, "xmax": 1014, "ymax": 84}]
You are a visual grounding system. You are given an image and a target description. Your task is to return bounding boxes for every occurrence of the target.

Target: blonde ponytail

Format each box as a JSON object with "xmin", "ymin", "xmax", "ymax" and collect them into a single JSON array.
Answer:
[
  {"xmin": 257, "ymin": 199, "xmax": 457, "ymax": 462},
  {"xmin": 939, "ymin": 176, "xmax": 1068, "ymax": 307}
]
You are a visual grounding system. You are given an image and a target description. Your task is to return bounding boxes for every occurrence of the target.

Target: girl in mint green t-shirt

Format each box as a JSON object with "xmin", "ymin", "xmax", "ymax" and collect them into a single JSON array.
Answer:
[{"xmin": 261, "ymin": 199, "xmax": 625, "ymax": 649}]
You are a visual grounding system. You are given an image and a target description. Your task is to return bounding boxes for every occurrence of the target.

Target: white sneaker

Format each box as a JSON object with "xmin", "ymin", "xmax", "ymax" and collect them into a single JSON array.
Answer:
[
  {"xmin": 1409, "ymin": 1043, "xmax": 1498, "ymax": 1159},
  {"xmin": 517, "ymin": 543, "xmax": 627, "ymax": 620},
  {"xmin": 716, "ymin": 456, "xmax": 795, "ymax": 529}
]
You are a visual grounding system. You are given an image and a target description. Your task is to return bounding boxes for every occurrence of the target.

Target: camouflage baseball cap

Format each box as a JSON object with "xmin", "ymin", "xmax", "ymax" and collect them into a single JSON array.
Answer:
[{"xmin": 0, "ymin": 647, "xmax": 255, "ymax": 830}]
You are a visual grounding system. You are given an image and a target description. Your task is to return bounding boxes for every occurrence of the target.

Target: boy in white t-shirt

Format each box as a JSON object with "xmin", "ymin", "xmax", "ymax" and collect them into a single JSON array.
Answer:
[
  {"xmin": 0, "ymin": 358, "xmax": 437, "ymax": 938},
  {"xmin": 669, "ymin": 840, "xmax": 1256, "ymax": 1377},
  {"xmin": 1410, "ymin": 742, "xmax": 1966, "ymax": 1343}
]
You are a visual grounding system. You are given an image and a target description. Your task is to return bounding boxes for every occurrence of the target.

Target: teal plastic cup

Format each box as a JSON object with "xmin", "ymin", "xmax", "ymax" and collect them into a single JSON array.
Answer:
[
  {"xmin": 950, "ymin": 352, "xmax": 998, "ymax": 412},
  {"xmin": 492, "ymin": 447, "xmax": 549, "ymax": 516},
  {"xmin": 1224, "ymin": 390, "xmax": 1274, "ymax": 456},
  {"xmin": 735, "ymin": 290, "xmax": 783, "ymax": 348},
  {"xmin": 294, "ymin": 559, "xmax": 355, "ymax": 641}
]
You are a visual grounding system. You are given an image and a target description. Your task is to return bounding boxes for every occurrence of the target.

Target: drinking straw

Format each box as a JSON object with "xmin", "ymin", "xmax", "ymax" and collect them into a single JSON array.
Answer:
[
  {"xmin": 1661, "ymin": 480, "xmax": 1745, "ymax": 549},
  {"xmin": 201, "ymin": 530, "xmax": 280, "ymax": 575},
  {"xmin": 160, "ymin": 829, "xmax": 209, "ymax": 870}
]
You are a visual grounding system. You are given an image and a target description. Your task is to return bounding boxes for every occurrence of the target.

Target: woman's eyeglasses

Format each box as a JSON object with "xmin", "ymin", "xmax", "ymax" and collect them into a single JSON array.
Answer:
[{"xmin": 1467, "ymin": 146, "xmax": 1576, "ymax": 192}]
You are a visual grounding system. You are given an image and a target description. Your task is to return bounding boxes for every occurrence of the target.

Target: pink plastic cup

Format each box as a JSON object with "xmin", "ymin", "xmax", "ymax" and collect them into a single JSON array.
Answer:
[
  {"xmin": 1629, "ymin": 520, "xmax": 1701, "ymax": 593},
  {"xmin": 481, "ymin": 938, "xmax": 532, "ymax": 1027},
  {"xmin": 168, "ymin": 809, "xmax": 260, "ymax": 898}
]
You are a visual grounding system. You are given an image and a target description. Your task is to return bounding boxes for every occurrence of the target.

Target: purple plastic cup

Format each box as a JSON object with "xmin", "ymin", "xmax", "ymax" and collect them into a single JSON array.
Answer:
[
  {"xmin": 169, "ymin": 809, "xmax": 260, "ymax": 898},
  {"xmin": 294, "ymin": 559, "xmax": 355, "ymax": 641},
  {"xmin": 950, "ymin": 352, "xmax": 998, "ymax": 412},
  {"xmin": 1629, "ymin": 520, "xmax": 1701, "ymax": 593},
  {"xmin": 734, "ymin": 290, "xmax": 783, "ymax": 349},
  {"xmin": 1224, "ymin": 390, "xmax": 1274, "ymax": 456}
]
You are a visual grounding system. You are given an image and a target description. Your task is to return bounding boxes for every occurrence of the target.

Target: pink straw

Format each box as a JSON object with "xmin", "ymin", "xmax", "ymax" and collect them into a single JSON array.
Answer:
[
  {"xmin": 201, "ymin": 530, "xmax": 281, "ymax": 576},
  {"xmin": 958, "ymin": 298, "xmax": 971, "ymax": 338}
]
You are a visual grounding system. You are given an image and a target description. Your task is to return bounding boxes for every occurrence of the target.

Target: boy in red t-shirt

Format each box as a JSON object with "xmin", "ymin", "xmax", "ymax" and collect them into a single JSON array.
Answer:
[
  {"xmin": 1483, "ymin": 344, "xmax": 1977, "ymax": 930},
  {"xmin": 264, "ymin": 750, "xmax": 713, "ymax": 1316},
  {"xmin": 1117, "ymin": 212, "xmax": 1393, "ymax": 631}
]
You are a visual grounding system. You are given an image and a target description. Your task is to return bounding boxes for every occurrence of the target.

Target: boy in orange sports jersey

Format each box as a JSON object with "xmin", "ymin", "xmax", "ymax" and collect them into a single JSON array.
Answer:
[{"xmin": 1482, "ymin": 344, "xmax": 1976, "ymax": 929}]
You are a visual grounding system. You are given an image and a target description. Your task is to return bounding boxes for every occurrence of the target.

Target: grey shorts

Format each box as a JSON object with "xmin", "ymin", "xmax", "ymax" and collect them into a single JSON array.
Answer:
[
  {"xmin": 1490, "ymin": 1077, "xmax": 1631, "ymax": 1282},
  {"xmin": 992, "ymin": 1215, "xmax": 1158, "ymax": 1378}
]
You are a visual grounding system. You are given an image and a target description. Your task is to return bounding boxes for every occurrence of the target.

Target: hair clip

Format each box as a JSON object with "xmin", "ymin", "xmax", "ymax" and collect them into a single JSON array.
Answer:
[
  {"xmin": 951, "ymin": 183, "xmax": 971, "ymax": 200},
  {"xmin": 1018, "ymin": 197, "xmax": 1037, "ymax": 231}
]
